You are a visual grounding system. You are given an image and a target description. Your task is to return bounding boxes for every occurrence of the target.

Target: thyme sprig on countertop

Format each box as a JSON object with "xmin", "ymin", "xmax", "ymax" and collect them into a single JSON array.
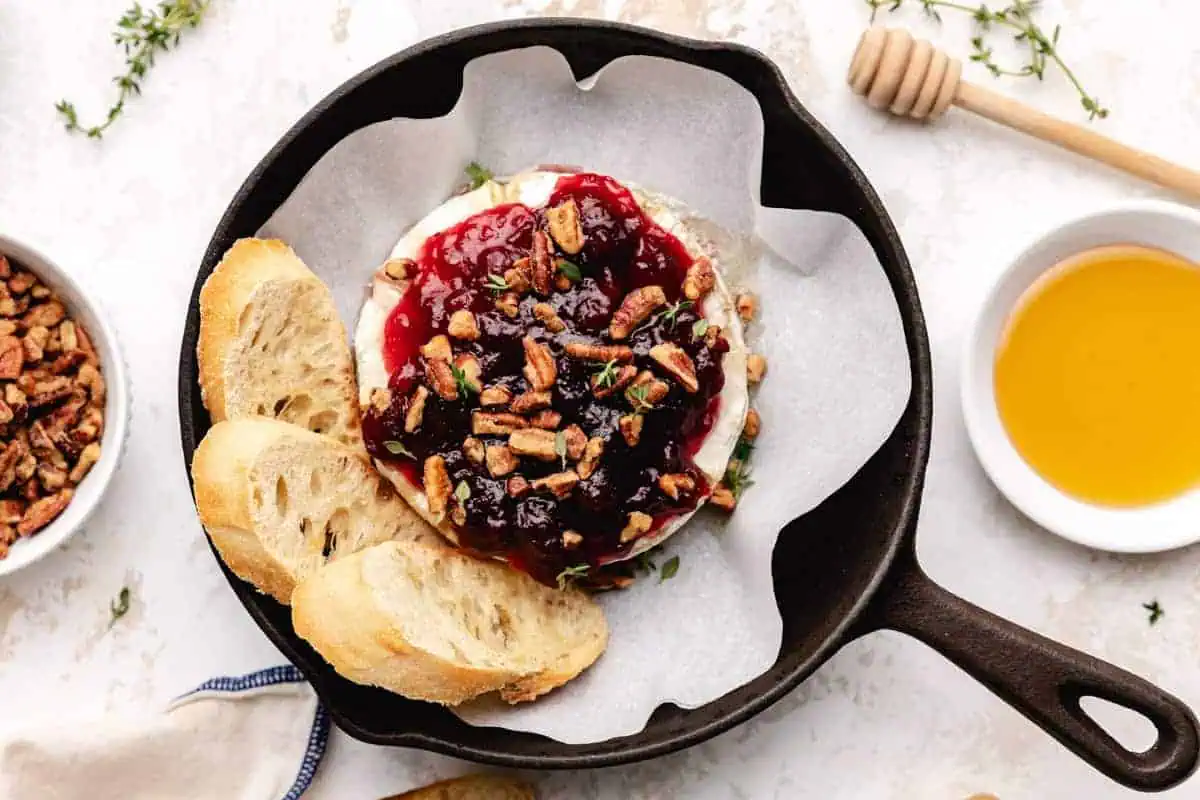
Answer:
[
  {"xmin": 56, "ymin": 0, "xmax": 211, "ymax": 138},
  {"xmin": 865, "ymin": 0, "xmax": 1109, "ymax": 120}
]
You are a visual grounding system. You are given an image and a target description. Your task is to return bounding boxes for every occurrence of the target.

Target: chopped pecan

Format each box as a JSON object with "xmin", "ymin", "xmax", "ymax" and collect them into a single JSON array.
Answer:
[
  {"xmin": 0, "ymin": 336, "xmax": 21, "ymax": 379},
  {"xmin": 382, "ymin": 257, "xmax": 413, "ymax": 282},
  {"xmin": 619, "ymin": 511, "xmax": 653, "ymax": 544},
  {"xmin": 58, "ymin": 320, "xmax": 78, "ymax": 352},
  {"xmin": 4, "ymin": 384, "xmax": 24, "ymax": 412},
  {"xmin": 447, "ymin": 310, "xmax": 480, "ymax": 341},
  {"xmin": 506, "ymin": 475, "xmax": 531, "ymax": 498},
  {"xmin": 682, "ymin": 256, "xmax": 716, "ymax": 301},
  {"xmin": 22, "ymin": 326, "xmax": 48, "ymax": 362},
  {"xmin": 592, "ymin": 364, "xmax": 638, "ymax": 399},
  {"xmin": 528, "ymin": 410, "xmax": 562, "ymax": 430},
  {"xmin": 485, "ymin": 444, "xmax": 519, "ymax": 477},
  {"xmin": 521, "ymin": 336, "xmax": 556, "ymax": 391},
  {"xmin": 426, "ymin": 359, "xmax": 459, "ymax": 401},
  {"xmin": 31, "ymin": 286, "xmax": 51, "ymax": 300},
  {"xmin": 530, "ymin": 230, "xmax": 554, "ymax": 295},
  {"xmin": 735, "ymin": 292, "xmax": 757, "ymax": 322},
  {"xmin": 28, "ymin": 421, "xmax": 56, "ymax": 457},
  {"xmin": 47, "ymin": 391, "xmax": 86, "ymax": 431},
  {"xmin": 495, "ymin": 291, "xmax": 520, "ymax": 318},
  {"xmin": 564, "ymin": 342, "xmax": 634, "ymax": 362},
  {"xmin": 16, "ymin": 489, "xmax": 73, "ymax": 536},
  {"xmin": 471, "ymin": 412, "xmax": 527, "ymax": 436},
  {"xmin": 546, "ymin": 199, "xmax": 585, "ymax": 255},
  {"xmin": 0, "ymin": 321, "xmax": 15, "ymax": 338},
  {"xmin": 69, "ymin": 442, "xmax": 101, "ymax": 484},
  {"xmin": 0, "ymin": 499, "xmax": 23, "ymax": 525},
  {"xmin": 453, "ymin": 354, "xmax": 482, "ymax": 393},
  {"xmin": 19, "ymin": 479, "xmax": 38, "ymax": 502},
  {"xmin": 0, "ymin": 256, "xmax": 9, "ymax": 279},
  {"xmin": 619, "ymin": 414, "xmax": 643, "ymax": 446},
  {"xmin": 479, "ymin": 385, "xmax": 513, "ymax": 408},
  {"xmin": 533, "ymin": 303, "xmax": 566, "ymax": 333},
  {"xmin": 75, "ymin": 324, "xmax": 98, "ymax": 363},
  {"xmin": 423, "ymin": 456, "xmax": 451, "ymax": 518},
  {"xmin": 743, "ymin": 408, "xmax": 761, "ymax": 439},
  {"xmin": 554, "ymin": 272, "xmax": 572, "ymax": 292},
  {"xmin": 14, "ymin": 452, "xmax": 35, "ymax": 484},
  {"xmin": 368, "ymin": 387, "xmax": 392, "ymax": 414},
  {"xmin": 658, "ymin": 473, "xmax": 696, "ymax": 500},
  {"xmin": 73, "ymin": 406, "xmax": 103, "ymax": 444},
  {"xmin": 462, "ymin": 436, "xmax": 486, "ymax": 465},
  {"xmin": 562, "ymin": 530, "xmax": 583, "ymax": 549},
  {"xmin": 8, "ymin": 273, "xmax": 35, "ymax": 295},
  {"xmin": 47, "ymin": 350, "xmax": 86, "ymax": 375},
  {"xmin": 747, "ymin": 353, "xmax": 768, "ymax": 384},
  {"xmin": 76, "ymin": 362, "xmax": 106, "ymax": 406},
  {"xmin": 562, "ymin": 424, "xmax": 587, "ymax": 460},
  {"xmin": 37, "ymin": 462, "xmax": 67, "ymax": 492},
  {"xmin": 505, "ymin": 259, "xmax": 533, "ymax": 294},
  {"xmin": 703, "ymin": 324, "xmax": 723, "ymax": 349},
  {"xmin": 30, "ymin": 377, "xmax": 73, "ymax": 408},
  {"xmin": 625, "ymin": 370, "xmax": 670, "ymax": 410},
  {"xmin": 608, "ymin": 286, "xmax": 666, "ymax": 340},
  {"xmin": 510, "ymin": 390, "xmax": 552, "ymax": 415},
  {"xmin": 649, "ymin": 343, "xmax": 699, "ymax": 393},
  {"xmin": 508, "ymin": 428, "xmax": 558, "ymax": 461},
  {"xmin": 577, "ymin": 436, "xmax": 604, "ymax": 480},
  {"xmin": 22, "ymin": 301, "xmax": 64, "ymax": 329},
  {"xmin": 404, "ymin": 386, "xmax": 429, "ymax": 433},
  {"xmin": 531, "ymin": 470, "xmax": 580, "ymax": 498},
  {"xmin": 419, "ymin": 334, "xmax": 452, "ymax": 362},
  {"xmin": 0, "ymin": 399, "xmax": 11, "ymax": 425},
  {"xmin": 0, "ymin": 288, "xmax": 16, "ymax": 318},
  {"xmin": 0, "ymin": 441, "xmax": 23, "ymax": 492},
  {"xmin": 710, "ymin": 484, "xmax": 737, "ymax": 511}
]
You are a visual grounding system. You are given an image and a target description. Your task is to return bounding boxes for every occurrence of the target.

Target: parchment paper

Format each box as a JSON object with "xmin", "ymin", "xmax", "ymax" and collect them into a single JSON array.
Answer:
[{"xmin": 258, "ymin": 47, "xmax": 911, "ymax": 744}]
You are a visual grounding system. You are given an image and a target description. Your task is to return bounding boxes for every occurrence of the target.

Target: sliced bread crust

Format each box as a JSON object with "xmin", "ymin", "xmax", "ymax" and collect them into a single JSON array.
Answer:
[
  {"xmin": 198, "ymin": 238, "xmax": 361, "ymax": 448},
  {"xmin": 192, "ymin": 418, "xmax": 429, "ymax": 604},
  {"xmin": 292, "ymin": 538, "xmax": 608, "ymax": 705}
]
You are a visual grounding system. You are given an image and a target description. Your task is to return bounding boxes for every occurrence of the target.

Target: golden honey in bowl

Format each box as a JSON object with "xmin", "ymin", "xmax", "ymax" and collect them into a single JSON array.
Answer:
[{"xmin": 994, "ymin": 244, "xmax": 1200, "ymax": 507}]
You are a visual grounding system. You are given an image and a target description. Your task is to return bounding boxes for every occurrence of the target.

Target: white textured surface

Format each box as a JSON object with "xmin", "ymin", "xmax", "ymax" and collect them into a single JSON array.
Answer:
[{"xmin": 2, "ymin": 0, "xmax": 1199, "ymax": 797}]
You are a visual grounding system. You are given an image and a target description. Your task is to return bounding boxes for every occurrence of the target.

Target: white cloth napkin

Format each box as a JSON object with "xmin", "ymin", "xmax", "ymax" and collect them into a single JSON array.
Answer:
[{"xmin": 0, "ymin": 666, "xmax": 329, "ymax": 800}]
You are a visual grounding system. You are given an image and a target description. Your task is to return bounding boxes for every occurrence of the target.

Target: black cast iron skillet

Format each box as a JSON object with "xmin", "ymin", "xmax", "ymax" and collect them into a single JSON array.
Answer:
[{"xmin": 176, "ymin": 19, "xmax": 1199, "ymax": 791}]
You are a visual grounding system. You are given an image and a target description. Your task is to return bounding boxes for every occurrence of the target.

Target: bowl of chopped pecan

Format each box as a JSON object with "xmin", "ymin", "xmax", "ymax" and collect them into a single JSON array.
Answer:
[{"xmin": 0, "ymin": 235, "xmax": 129, "ymax": 575}]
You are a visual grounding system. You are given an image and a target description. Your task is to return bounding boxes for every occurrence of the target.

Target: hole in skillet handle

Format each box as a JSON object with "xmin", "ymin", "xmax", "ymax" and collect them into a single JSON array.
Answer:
[{"xmin": 860, "ymin": 549, "xmax": 1200, "ymax": 792}]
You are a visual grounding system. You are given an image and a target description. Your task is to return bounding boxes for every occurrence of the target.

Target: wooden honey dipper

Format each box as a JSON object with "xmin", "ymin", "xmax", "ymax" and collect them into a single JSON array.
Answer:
[{"xmin": 848, "ymin": 27, "xmax": 1200, "ymax": 201}]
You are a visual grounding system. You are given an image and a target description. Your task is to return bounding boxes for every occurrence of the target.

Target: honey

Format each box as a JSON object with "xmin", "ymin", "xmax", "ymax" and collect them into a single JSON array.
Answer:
[{"xmin": 995, "ymin": 244, "xmax": 1200, "ymax": 507}]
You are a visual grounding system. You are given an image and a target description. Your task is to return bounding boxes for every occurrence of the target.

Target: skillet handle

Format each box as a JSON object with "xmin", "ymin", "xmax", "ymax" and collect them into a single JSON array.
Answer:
[{"xmin": 863, "ymin": 551, "xmax": 1199, "ymax": 792}]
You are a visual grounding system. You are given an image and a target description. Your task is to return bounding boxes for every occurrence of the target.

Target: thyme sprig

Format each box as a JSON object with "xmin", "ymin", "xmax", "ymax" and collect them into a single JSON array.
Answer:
[
  {"xmin": 57, "ymin": 0, "xmax": 211, "ymax": 138},
  {"xmin": 865, "ymin": 0, "xmax": 1109, "ymax": 120},
  {"xmin": 593, "ymin": 359, "xmax": 620, "ymax": 389}
]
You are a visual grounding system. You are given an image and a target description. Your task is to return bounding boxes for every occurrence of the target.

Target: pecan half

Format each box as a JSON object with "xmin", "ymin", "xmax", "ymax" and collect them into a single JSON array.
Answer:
[
  {"xmin": 649, "ymin": 343, "xmax": 699, "ymax": 393},
  {"xmin": 592, "ymin": 364, "xmax": 638, "ymax": 399},
  {"xmin": 0, "ymin": 336, "xmax": 21, "ymax": 379},
  {"xmin": 619, "ymin": 414, "xmax": 643, "ymax": 446},
  {"xmin": 419, "ymin": 334, "xmax": 452, "ymax": 362},
  {"xmin": 447, "ymin": 310, "xmax": 480, "ymax": 341},
  {"xmin": 682, "ymin": 256, "xmax": 715, "ymax": 301},
  {"xmin": 37, "ymin": 462, "xmax": 67, "ymax": 492},
  {"xmin": 423, "ymin": 455, "xmax": 451, "ymax": 518},
  {"xmin": 73, "ymin": 406, "xmax": 103, "ymax": 444},
  {"xmin": 510, "ymin": 390, "xmax": 552, "ymax": 414},
  {"xmin": 531, "ymin": 230, "xmax": 554, "ymax": 296},
  {"xmin": 609, "ymin": 286, "xmax": 666, "ymax": 340},
  {"xmin": 747, "ymin": 353, "xmax": 768, "ymax": 384},
  {"xmin": 69, "ymin": 442, "xmax": 101, "ymax": 484},
  {"xmin": 505, "ymin": 259, "xmax": 532, "ymax": 294},
  {"xmin": 14, "ymin": 453, "xmax": 35, "ymax": 484},
  {"xmin": 743, "ymin": 408, "xmax": 761, "ymax": 440},
  {"xmin": 546, "ymin": 199, "xmax": 585, "ymax": 255},
  {"xmin": 619, "ymin": 511, "xmax": 653, "ymax": 544},
  {"xmin": 577, "ymin": 436, "xmax": 604, "ymax": 480},
  {"xmin": 479, "ymin": 385, "xmax": 513, "ymax": 407},
  {"xmin": 16, "ymin": 489, "xmax": 72, "ymax": 536},
  {"xmin": 521, "ymin": 336, "xmax": 556, "ymax": 391},
  {"xmin": 528, "ymin": 410, "xmax": 562, "ymax": 430},
  {"xmin": 625, "ymin": 370, "xmax": 670, "ymax": 410},
  {"xmin": 22, "ymin": 301, "xmax": 64, "ymax": 329},
  {"xmin": 472, "ymin": 412, "xmax": 527, "ymax": 436},
  {"xmin": 735, "ymin": 292, "xmax": 757, "ymax": 322},
  {"xmin": 658, "ymin": 473, "xmax": 696, "ymax": 500},
  {"xmin": 426, "ymin": 359, "xmax": 459, "ymax": 401},
  {"xmin": 562, "ymin": 424, "xmax": 587, "ymax": 460},
  {"xmin": 0, "ymin": 499, "xmax": 23, "ymax": 525},
  {"xmin": 506, "ymin": 475, "xmax": 531, "ymax": 498},
  {"xmin": 30, "ymin": 376, "xmax": 73, "ymax": 408},
  {"xmin": 508, "ymin": 428, "xmax": 558, "ymax": 461},
  {"xmin": 58, "ymin": 321, "xmax": 78, "ymax": 351},
  {"xmin": 564, "ymin": 342, "xmax": 634, "ymax": 362},
  {"xmin": 453, "ymin": 354, "xmax": 482, "ymax": 393},
  {"xmin": 22, "ymin": 326, "xmax": 48, "ymax": 363},
  {"xmin": 533, "ymin": 303, "xmax": 566, "ymax": 333},
  {"xmin": 561, "ymin": 530, "xmax": 583, "ymax": 549},
  {"xmin": 8, "ymin": 273, "xmax": 35, "ymax": 295},
  {"xmin": 531, "ymin": 470, "xmax": 580, "ymax": 498},
  {"xmin": 48, "ymin": 350, "xmax": 86, "ymax": 376},
  {"xmin": 495, "ymin": 291, "xmax": 520, "ymax": 318},
  {"xmin": 710, "ymin": 483, "xmax": 737, "ymax": 511},
  {"xmin": 0, "ymin": 441, "xmax": 24, "ymax": 492},
  {"xmin": 485, "ymin": 444, "xmax": 519, "ymax": 477},
  {"xmin": 404, "ymin": 386, "xmax": 429, "ymax": 432}
]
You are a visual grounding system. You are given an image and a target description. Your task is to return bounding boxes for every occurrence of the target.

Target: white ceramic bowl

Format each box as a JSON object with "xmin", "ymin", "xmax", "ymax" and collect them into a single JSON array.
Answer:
[
  {"xmin": 0, "ymin": 235, "xmax": 130, "ymax": 576},
  {"xmin": 962, "ymin": 200, "xmax": 1200, "ymax": 553}
]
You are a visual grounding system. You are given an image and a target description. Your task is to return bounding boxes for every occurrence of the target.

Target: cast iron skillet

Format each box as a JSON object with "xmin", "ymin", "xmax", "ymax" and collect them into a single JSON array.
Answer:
[{"xmin": 177, "ymin": 19, "xmax": 1199, "ymax": 791}]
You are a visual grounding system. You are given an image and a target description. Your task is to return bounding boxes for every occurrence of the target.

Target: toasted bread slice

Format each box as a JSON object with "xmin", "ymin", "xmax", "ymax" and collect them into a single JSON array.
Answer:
[
  {"xmin": 192, "ymin": 418, "xmax": 429, "ymax": 604},
  {"xmin": 381, "ymin": 774, "xmax": 536, "ymax": 800},
  {"xmin": 198, "ymin": 238, "xmax": 361, "ymax": 448},
  {"xmin": 292, "ymin": 538, "xmax": 608, "ymax": 705}
]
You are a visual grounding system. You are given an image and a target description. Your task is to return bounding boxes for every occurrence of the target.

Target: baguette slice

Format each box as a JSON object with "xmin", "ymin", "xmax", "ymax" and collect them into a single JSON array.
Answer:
[
  {"xmin": 292, "ymin": 538, "xmax": 608, "ymax": 705},
  {"xmin": 192, "ymin": 418, "xmax": 429, "ymax": 604},
  {"xmin": 198, "ymin": 238, "xmax": 361, "ymax": 448},
  {"xmin": 381, "ymin": 775, "xmax": 536, "ymax": 800}
]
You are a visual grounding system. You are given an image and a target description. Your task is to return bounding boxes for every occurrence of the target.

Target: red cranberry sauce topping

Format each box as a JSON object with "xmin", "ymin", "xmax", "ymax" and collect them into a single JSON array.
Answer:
[{"xmin": 362, "ymin": 173, "xmax": 727, "ymax": 586}]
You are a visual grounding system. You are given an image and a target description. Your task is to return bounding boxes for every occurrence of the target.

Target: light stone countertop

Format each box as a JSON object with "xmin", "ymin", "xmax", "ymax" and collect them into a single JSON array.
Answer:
[{"xmin": 2, "ymin": 1, "xmax": 1199, "ymax": 797}]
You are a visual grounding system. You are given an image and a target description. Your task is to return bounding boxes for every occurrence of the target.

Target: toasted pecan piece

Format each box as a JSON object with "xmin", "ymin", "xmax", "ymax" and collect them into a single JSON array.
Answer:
[
  {"xmin": 8, "ymin": 273, "xmax": 35, "ymax": 295},
  {"xmin": 562, "ymin": 424, "xmax": 587, "ymax": 460},
  {"xmin": 609, "ymin": 286, "xmax": 666, "ymax": 340},
  {"xmin": 426, "ymin": 359, "xmax": 459, "ymax": 401},
  {"xmin": 619, "ymin": 414, "xmax": 643, "ymax": 447},
  {"xmin": 22, "ymin": 301, "xmax": 64, "ymax": 329},
  {"xmin": 381, "ymin": 257, "xmax": 413, "ymax": 283},
  {"xmin": 649, "ymin": 343, "xmax": 699, "ymax": 393},
  {"xmin": 479, "ymin": 385, "xmax": 513, "ymax": 407},
  {"xmin": 506, "ymin": 475, "xmax": 531, "ymax": 498},
  {"xmin": 703, "ymin": 323, "xmax": 724, "ymax": 349},
  {"xmin": 508, "ymin": 428, "xmax": 558, "ymax": 461},
  {"xmin": 16, "ymin": 489, "xmax": 72, "ymax": 537},
  {"xmin": 521, "ymin": 336, "xmax": 556, "ymax": 391},
  {"xmin": 37, "ymin": 462, "xmax": 67, "ymax": 492},
  {"xmin": 0, "ymin": 499, "xmax": 23, "ymax": 525},
  {"xmin": 453, "ymin": 354, "xmax": 482, "ymax": 393},
  {"xmin": 368, "ymin": 387, "xmax": 391, "ymax": 414},
  {"xmin": 619, "ymin": 511, "xmax": 653, "ymax": 544},
  {"xmin": 564, "ymin": 342, "xmax": 634, "ymax": 362},
  {"xmin": 73, "ymin": 406, "xmax": 103, "ymax": 444},
  {"xmin": 404, "ymin": 386, "xmax": 429, "ymax": 433},
  {"xmin": 472, "ymin": 412, "xmax": 527, "ymax": 436},
  {"xmin": 510, "ymin": 390, "xmax": 552, "ymax": 415},
  {"xmin": 22, "ymin": 326, "xmax": 48, "ymax": 363},
  {"xmin": 528, "ymin": 409, "xmax": 562, "ymax": 430},
  {"xmin": 485, "ymin": 445, "xmax": 519, "ymax": 477},
  {"xmin": 682, "ymin": 256, "xmax": 716, "ymax": 301},
  {"xmin": 546, "ymin": 199, "xmax": 585, "ymax": 255},
  {"xmin": 592, "ymin": 364, "xmax": 637, "ymax": 399},
  {"xmin": 420, "ymin": 334, "xmax": 452, "ymax": 362},
  {"xmin": 505, "ymin": 259, "xmax": 533, "ymax": 294},
  {"xmin": 625, "ymin": 370, "xmax": 670, "ymax": 410},
  {"xmin": 747, "ymin": 353, "xmax": 768, "ymax": 384},
  {"xmin": 69, "ymin": 442, "xmax": 101, "ymax": 484},
  {"xmin": 423, "ymin": 456, "xmax": 452, "ymax": 518},
  {"xmin": 743, "ymin": 408, "xmax": 761, "ymax": 439},
  {"xmin": 531, "ymin": 470, "xmax": 580, "ymax": 498},
  {"xmin": 533, "ymin": 303, "xmax": 566, "ymax": 333},
  {"xmin": 710, "ymin": 483, "xmax": 737, "ymax": 511},
  {"xmin": 658, "ymin": 473, "xmax": 696, "ymax": 500},
  {"xmin": 0, "ymin": 336, "xmax": 21, "ymax": 379},
  {"xmin": 562, "ymin": 530, "xmax": 583, "ymax": 549},
  {"xmin": 462, "ymin": 436, "xmax": 486, "ymax": 465},
  {"xmin": 495, "ymin": 291, "xmax": 520, "ymax": 318},
  {"xmin": 735, "ymin": 292, "xmax": 757, "ymax": 322},
  {"xmin": 530, "ymin": 230, "xmax": 554, "ymax": 295},
  {"xmin": 577, "ymin": 436, "xmax": 604, "ymax": 480},
  {"xmin": 447, "ymin": 310, "xmax": 480, "ymax": 341}
]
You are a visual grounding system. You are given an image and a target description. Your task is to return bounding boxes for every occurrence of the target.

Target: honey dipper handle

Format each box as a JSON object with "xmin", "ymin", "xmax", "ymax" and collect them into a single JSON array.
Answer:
[{"xmin": 954, "ymin": 81, "xmax": 1200, "ymax": 201}]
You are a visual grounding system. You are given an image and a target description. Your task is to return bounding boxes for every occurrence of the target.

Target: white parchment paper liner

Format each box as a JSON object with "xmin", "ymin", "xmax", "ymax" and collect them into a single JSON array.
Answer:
[{"xmin": 258, "ymin": 47, "xmax": 911, "ymax": 744}]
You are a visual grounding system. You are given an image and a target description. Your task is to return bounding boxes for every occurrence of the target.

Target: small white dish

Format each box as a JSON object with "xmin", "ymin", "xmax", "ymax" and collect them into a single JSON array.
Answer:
[
  {"xmin": 0, "ymin": 235, "xmax": 130, "ymax": 576},
  {"xmin": 962, "ymin": 200, "xmax": 1200, "ymax": 553}
]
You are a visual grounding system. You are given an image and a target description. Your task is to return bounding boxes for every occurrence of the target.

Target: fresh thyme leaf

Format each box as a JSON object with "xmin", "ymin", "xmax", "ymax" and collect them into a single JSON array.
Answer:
[
  {"xmin": 449, "ymin": 363, "xmax": 477, "ymax": 399},
  {"xmin": 556, "ymin": 563, "xmax": 590, "ymax": 589},
  {"xmin": 454, "ymin": 480, "xmax": 471, "ymax": 503},
  {"xmin": 557, "ymin": 260, "xmax": 582, "ymax": 282},
  {"xmin": 653, "ymin": 300, "xmax": 693, "ymax": 328},
  {"xmin": 465, "ymin": 161, "xmax": 493, "ymax": 189},
  {"xmin": 692, "ymin": 318, "xmax": 710, "ymax": 340},
  {"xmin": 1143, "ymin": 600, "xmax": 1164, "ymax": 626},
  {"xmin": 484, "ymin": 273, "xmax": 509, "ymax": 295},
  {"xmin": 109, "ymin": 586, "xmax": 131, "ymax": 628},
  {"xmin": 659, "ymin": 555, "xmax": 681, "ymax": 582},
  {"xmin": 593, "ymin": 359, "xmax": 619, "ymax": 389},
  {"xmin": 724, "ymin": 457, "xmax": 755, "ymax": 500},
  {"xmin": 555, "ymin": 429, "xmax": 568, "ymax": 469},
  {"xmin": 634, "ymin": 548, "xmax": 659, "ymax": 574},
  {"xmin": 864, "ymin": 0, "xmax": 1109, "ymax": 120},
  {"xmin": 383, "ymin": 440, "xmax": 415, "ymax": 459},
  {"xmin": 628, "ymin": 384, "xmax": 653, "ymax": 413},
  {"xmin": 58, "ymin": 0, "xmax": 211, "ymax": 138},
  {"xmin": 732, "ymin": 436, "xmax": 755, "ymax": 463}
]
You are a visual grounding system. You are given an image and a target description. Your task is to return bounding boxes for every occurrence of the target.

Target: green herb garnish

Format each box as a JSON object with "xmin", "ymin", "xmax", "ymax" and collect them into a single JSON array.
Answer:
[
  {"xmin": 109, "ymin": 586, "xmax": 131, "ymax": 628},
  {"xmin": 865, "ymin": 0, "xmax": 1109, "ymax": 120},
  {"xmin": 732, "ymin": 436, "xmax": 755, "ymax": 463},
  {"xmin": 653, "ymin": 300, "xmax": 692, "ymax": 328},
  {"xmin": 659, "ymin": 555, "xmax": 681, "ymax": 582},
  {"xmin": 557, "ymin": 260, "xmax": 582, "ymax": 282},
  {"xmin": 57, "ymin": 0, "xmax": 211, "ymax": 138},
  {"xmin": 484, "ymin": 273, "xmax": 509, "ymax": 295},
  {"xmin": 454, "ymin": 481, "xmax": 471, "ymax": 503},
  {"xmin": 556, "ymin": 563, "xmax": 590, "ymax": 589},
  {"xmin": 724, "ymin": 457, "xmax": 755, "ymax": 500},
  {"xmin": 449, "ymin": 363, "xmax": 478, "ymax": 399},
  {"xmin": 555, "ymin": 430, "xmax": 568, "ymax": 469},
  {"xmin": 593, "ymin": 359, "xmax": 619, "ymax": 389},
  {"xmin": 692, "ymin": 318, "xmax": 710, "ymax": 340},
  {"xmin": 1144, "ymin": 600, "xmax": 1165, "ymax": 626},
  {"xmin": 628, "ymin": 384, "xmax": 653, "ymax": 413},
  {"xmin": 383, "ymin": 440, "xmax": 415, "ymax": 459},
  {"xmin": 634, "ymin": 548, "xmax": 659, "ymax": 574},
  {"xmin": 465, "ymin": 161, "xmax": 493, "ymax": 189}
]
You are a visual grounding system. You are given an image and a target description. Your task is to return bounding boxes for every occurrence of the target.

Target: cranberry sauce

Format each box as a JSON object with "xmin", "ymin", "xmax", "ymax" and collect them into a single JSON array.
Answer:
[{"xmin": 362, "ymin": 173, "xmax": 727, "ymax": 586}]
